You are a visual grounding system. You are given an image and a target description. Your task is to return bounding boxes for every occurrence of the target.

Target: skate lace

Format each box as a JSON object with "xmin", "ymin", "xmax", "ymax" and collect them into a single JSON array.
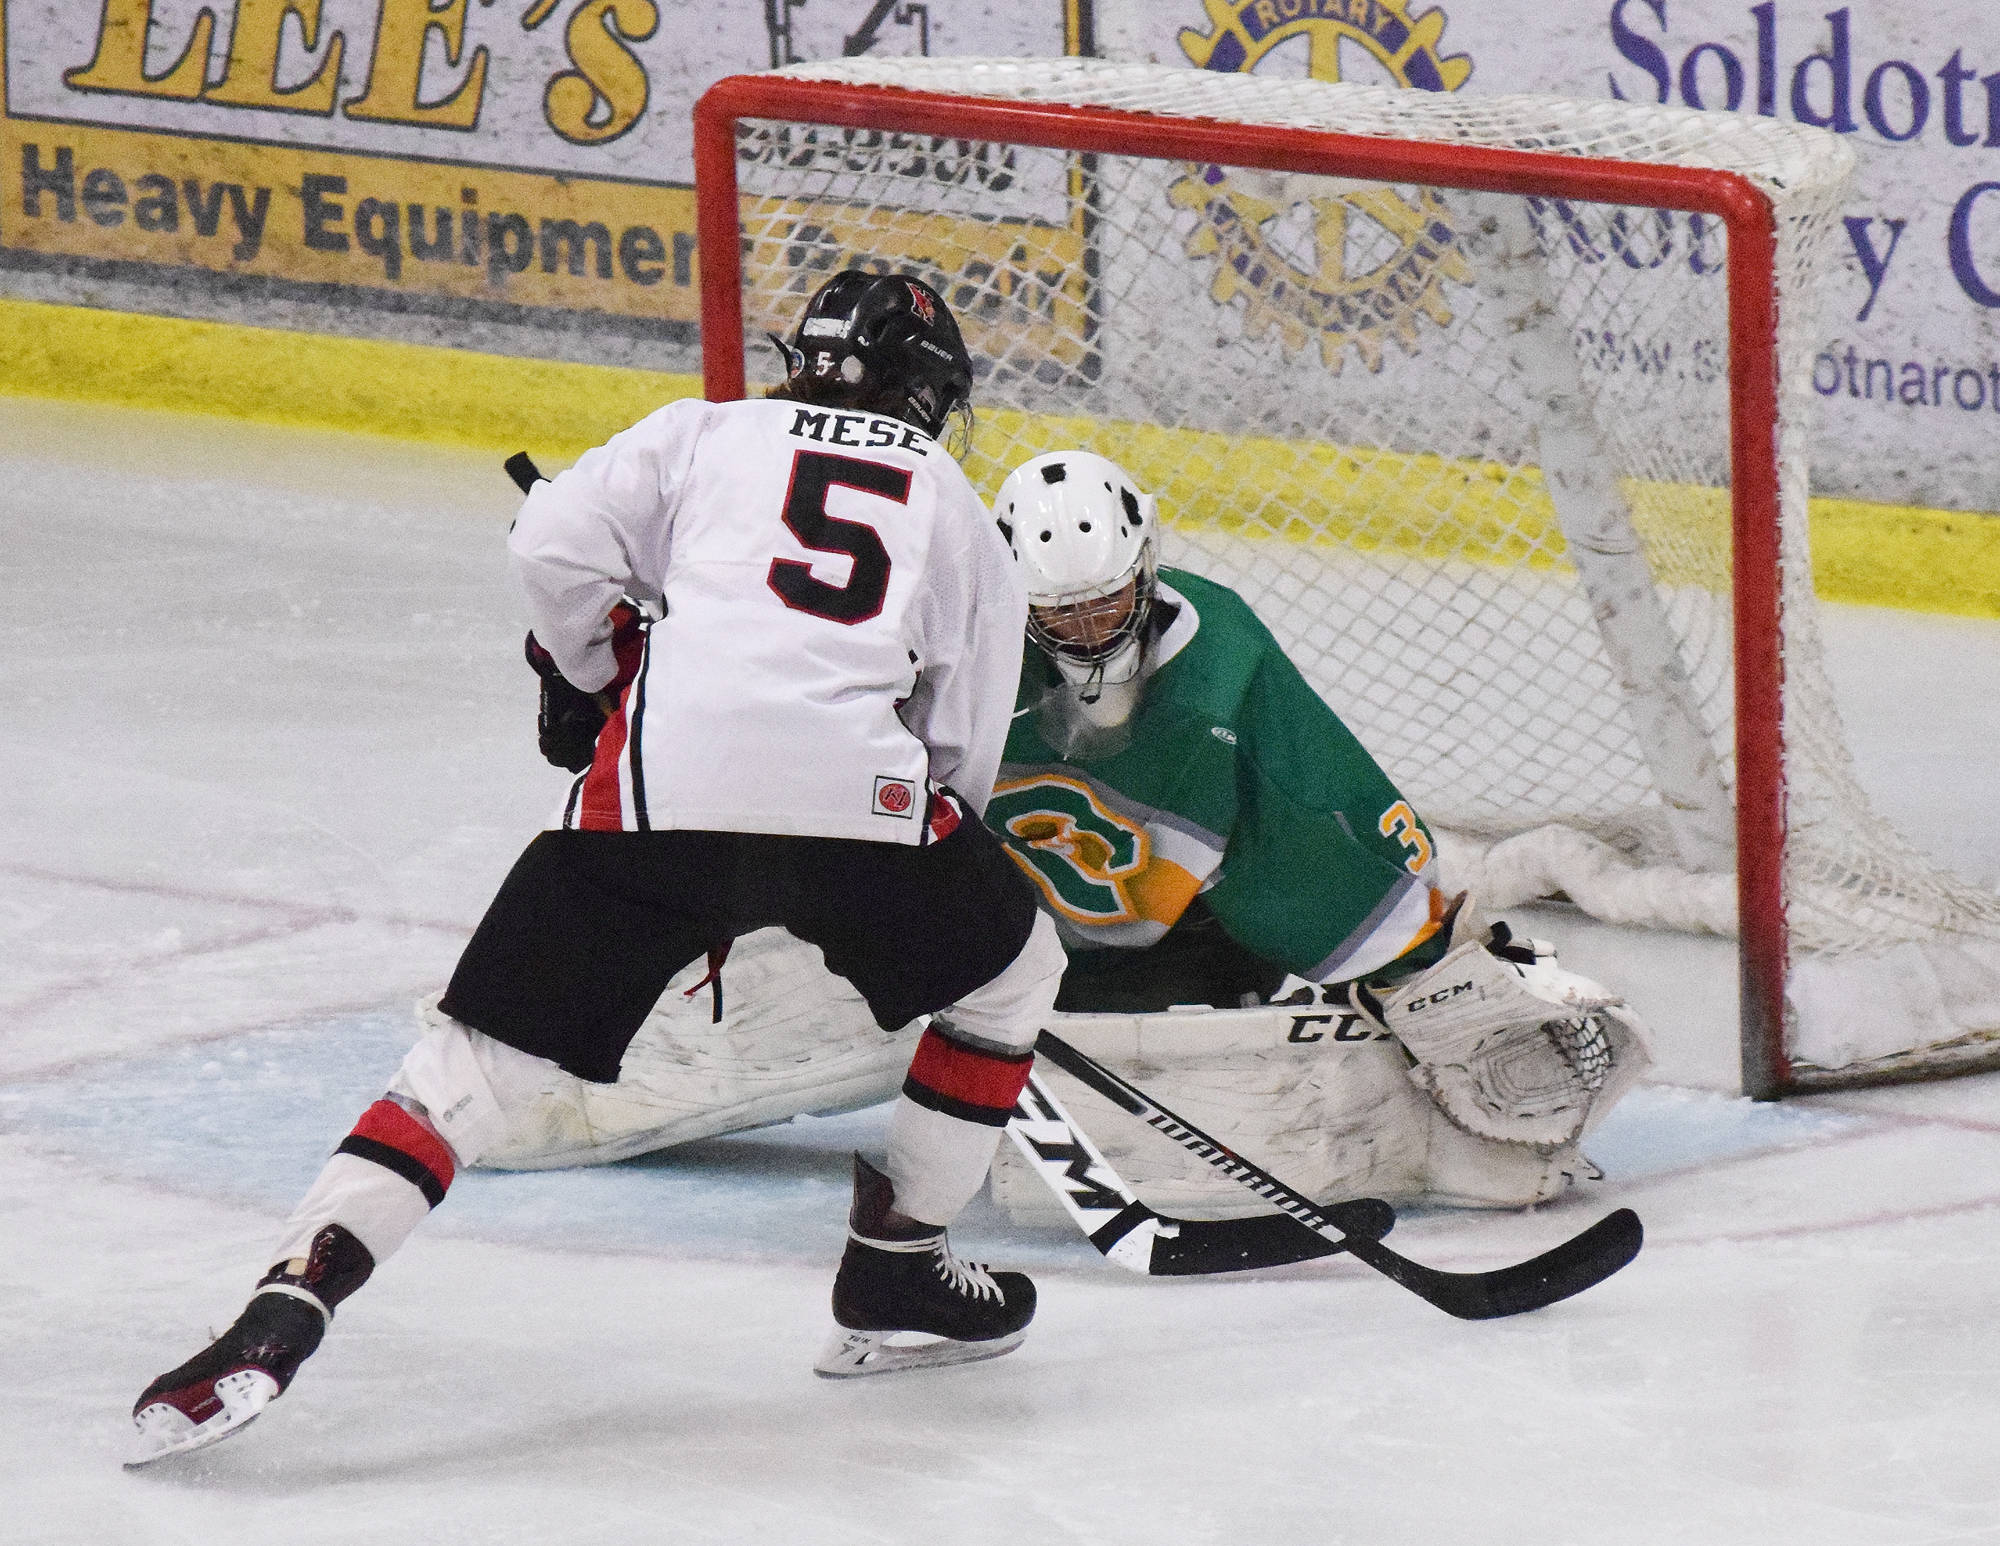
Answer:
[{"xmin": 930, "ymin": 1240, "xmax": 1002, "ymax": 1302}]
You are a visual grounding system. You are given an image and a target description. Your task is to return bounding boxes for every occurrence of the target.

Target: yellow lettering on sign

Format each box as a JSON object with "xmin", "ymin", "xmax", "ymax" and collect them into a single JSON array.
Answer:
[
  {"xmin": 204, "ymin": 0, "xmax": 345, "ymax": 116},
  {"xmin": 545, "ymin": 0, "xmax": 658, "ymax": 146},
  {"xmin": 64, "ymin": 0, "xmax": 216, "ymax": 101},
  {"xmin": 0, "ymin": 123, "xmax": 703, "ymax": 322},
  {"xmin": 345, "ymin": 0, "xmax": 490, "ymax": 130}
]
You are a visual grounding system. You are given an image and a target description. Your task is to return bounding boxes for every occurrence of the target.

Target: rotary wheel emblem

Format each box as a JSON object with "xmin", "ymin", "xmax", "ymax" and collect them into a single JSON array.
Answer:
[
  {"xmin": 1166, "ymin": 169, "xmax": 1473, "ymax": 373},
  {"xmin": 1174, "ymin": 0, "xmax": 1477, "ymax": 373}
]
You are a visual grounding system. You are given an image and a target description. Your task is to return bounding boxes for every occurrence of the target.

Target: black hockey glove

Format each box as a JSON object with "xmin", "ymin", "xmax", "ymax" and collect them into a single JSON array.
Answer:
[
  {"xmin": 524, "ymin": 603, "xmax": 646, "ymax": 773},
  {"xmin": 525, "ymin": 638, "xmax": 607, "ymax": 773}
]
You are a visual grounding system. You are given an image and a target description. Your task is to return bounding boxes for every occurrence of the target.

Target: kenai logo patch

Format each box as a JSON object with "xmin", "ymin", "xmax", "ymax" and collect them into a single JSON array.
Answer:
[
  {"xmin": 873, "ymin": 776, "xmax": 916, "ymax": 818},
  {"xmin": 1173, "ymin": 0, "xmax": 1476, "ymax": 373}
]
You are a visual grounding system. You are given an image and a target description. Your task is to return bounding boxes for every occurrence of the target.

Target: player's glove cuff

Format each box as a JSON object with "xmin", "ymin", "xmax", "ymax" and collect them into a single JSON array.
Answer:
[
  {"xmin": 525, "ymin": 631, "xmax": 608, "ymax": 773},
  {"xmin": 523, "ymin": 605, "xmax": 648, "ymax": 774}
]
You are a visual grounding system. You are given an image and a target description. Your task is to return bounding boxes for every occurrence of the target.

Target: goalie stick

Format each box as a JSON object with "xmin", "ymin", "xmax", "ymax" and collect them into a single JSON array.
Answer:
[
  {"xmin": 1008, "ymin": 1072, "xmax": 1395, "ymax": 1276},
  {"xmin": 1033, "ymin": 1030, "xmax": 1643, "ymax": 1319}
]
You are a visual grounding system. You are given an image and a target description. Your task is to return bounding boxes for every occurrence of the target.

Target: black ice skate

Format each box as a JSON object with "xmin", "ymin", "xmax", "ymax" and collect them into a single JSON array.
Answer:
[
  {"xmin": 816, "ymin": 1154, "xmax": 1036, "ymax": 1379},
  {"xmin": 128, "ymin": 1291, "xmax": 325, "ymax": 1466},
  {"xmin": 129, "ymin": 1225, "xmax": 373, "ymax": 1467}
]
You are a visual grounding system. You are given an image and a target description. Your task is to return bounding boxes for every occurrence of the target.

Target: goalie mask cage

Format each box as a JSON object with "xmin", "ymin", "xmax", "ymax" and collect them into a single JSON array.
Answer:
[{"xmin": 693, "ymin": 58, "xmax": 2000, "ymax": 1099}]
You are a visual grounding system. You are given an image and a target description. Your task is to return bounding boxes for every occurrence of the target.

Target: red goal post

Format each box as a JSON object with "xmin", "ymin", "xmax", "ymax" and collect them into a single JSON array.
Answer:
[{"xmin": 689, "ymin": 59, "xmax": 1999, "ymax": 1098}]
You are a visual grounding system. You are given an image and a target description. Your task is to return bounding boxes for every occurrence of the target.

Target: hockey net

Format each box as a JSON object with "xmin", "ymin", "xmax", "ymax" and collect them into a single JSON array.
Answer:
[{"xmin": 693, "ymin": 57, "xmax": 2000, "ymax": 1095}]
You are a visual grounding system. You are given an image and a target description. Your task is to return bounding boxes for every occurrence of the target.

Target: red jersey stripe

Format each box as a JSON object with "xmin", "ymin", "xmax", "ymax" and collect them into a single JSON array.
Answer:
[
  {"xmin": 924, "ymin": 788, "xmax": 962, "ymax": 845},
  {"xmin": 577, "ymin": 690, "xmax": 630, "ymax": 831}
]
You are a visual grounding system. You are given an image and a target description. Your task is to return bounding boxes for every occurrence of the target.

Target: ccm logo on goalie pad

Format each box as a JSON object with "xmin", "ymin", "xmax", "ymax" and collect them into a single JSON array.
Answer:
[
  {"xmin": 1405, "ymin": 980, "xmax": 1478, "ymax": 1014},
  {"xmin": 1286, "ymin": 1013, "xmax": 1382, "ymax": 1044}
]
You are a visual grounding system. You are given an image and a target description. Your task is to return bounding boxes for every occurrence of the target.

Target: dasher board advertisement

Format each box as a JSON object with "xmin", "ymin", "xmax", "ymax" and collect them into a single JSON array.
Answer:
[
  {"xmin": 4, "ymin": 3, "xmax": 1996, "ymax": 510},
  {"xmin": 1094, "ymin": 0, "xmax": 2000, "ymax": 511},
  {"xmin": 0, "ymin": 2, "xmax": 1073, "ymax": 333}
]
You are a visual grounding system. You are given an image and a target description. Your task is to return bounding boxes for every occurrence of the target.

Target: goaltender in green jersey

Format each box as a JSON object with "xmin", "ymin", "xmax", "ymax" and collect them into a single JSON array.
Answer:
[
  {"xmin": 989, "ymin": 480, "xmax": 1453, "ymax": 1015},
  {"xmin": 460, "ymin": 451, "xmax": 1652, "ymax": 1219}
]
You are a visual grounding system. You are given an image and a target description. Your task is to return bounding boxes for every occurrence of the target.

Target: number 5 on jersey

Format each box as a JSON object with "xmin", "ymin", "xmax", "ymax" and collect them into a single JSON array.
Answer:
[{"xmin": 768, "ymin": 449, "xmax": 904, "ymax": 624}]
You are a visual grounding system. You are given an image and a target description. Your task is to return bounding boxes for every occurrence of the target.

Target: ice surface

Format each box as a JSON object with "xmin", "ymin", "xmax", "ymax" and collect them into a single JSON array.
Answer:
[{"xmin": 6, "ymin": 398, "xmax": 2000, "ymax": 1544}]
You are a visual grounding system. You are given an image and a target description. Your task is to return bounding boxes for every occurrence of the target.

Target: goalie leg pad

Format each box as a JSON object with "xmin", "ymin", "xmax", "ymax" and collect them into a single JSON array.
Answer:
[
  {"xmin": 468, "ymin": 930, "xmax": 915, "ymax": 1171},
  {"xmin": 990, "ymin": 1001, "xmax": 1438, "ymax": 1223},
  {"xmin": 1422, "ymin": 1114, "xmax": 1602, "ymax": 1209},
  {"xmin": 988, "ymin": 995, "xmax": 1639, "ymax": 1221}
]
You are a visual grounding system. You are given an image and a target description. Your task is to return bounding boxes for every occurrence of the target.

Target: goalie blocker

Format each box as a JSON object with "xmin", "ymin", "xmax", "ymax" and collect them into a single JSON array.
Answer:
[{"xmin": 468, "ymin": 914, "xmax": 1650, "ymax": 1222}]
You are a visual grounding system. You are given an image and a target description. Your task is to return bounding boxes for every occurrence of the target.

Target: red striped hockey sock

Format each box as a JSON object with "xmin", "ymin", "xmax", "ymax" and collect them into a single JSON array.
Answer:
[
  {"xmin": 885, "ymin": 1022, "xmax": 1035, "ymax": 1226},
  {"xmin": 336, "ymin": 1098, "xmax": 457, "ymax": 1207},
  {"xmin": 901, "ymin": 1023, "xmax": 1034, "ymax": 1127},
  {"xmin": 268, "ymin": 1097, "xmax": 459, "ymax": 1280}
]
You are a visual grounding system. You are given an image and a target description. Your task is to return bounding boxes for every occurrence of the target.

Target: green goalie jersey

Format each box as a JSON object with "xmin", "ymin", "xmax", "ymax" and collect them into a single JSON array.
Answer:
[{"xmin": 986, "ymin": 568, "xmax": 1447, "ymax": 987}]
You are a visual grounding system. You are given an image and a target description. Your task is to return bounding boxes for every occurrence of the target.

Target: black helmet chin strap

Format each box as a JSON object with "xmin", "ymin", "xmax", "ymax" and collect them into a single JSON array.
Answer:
[{"xmin": 765, "ymin": 332, "xmax": 801, "ymax": 382}]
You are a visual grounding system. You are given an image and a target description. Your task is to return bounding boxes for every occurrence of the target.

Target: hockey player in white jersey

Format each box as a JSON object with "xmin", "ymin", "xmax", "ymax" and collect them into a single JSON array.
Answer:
[{"xmin": 130, "ymin": 272, "xmax": 1066, "ymax": 1464}]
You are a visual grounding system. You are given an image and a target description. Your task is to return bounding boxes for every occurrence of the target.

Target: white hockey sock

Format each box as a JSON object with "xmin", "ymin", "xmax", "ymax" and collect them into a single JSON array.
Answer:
[
  {"xmin": 884, "ymin": 1022, "xmax": 1034, "ymax": 1226},
  {"xmin": 882, "ymin": 912, "xmax": 1063, "ymax": 1225},
  {"xmin": 270, "ymin": 1098, "xmax": 457, "ymax": 1268}
]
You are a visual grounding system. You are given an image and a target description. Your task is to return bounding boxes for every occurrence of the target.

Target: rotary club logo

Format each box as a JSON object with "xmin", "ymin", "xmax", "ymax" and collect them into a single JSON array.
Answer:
[{"xmin": 1173, "ymin": 0, "xmax": 1476, "ymax": 372}]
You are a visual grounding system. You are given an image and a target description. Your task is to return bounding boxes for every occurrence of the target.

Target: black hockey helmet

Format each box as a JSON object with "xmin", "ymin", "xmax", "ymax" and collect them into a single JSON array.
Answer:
[{"xmin": 778, "ymin": 271, "xmax": 974, "ymax": 449}]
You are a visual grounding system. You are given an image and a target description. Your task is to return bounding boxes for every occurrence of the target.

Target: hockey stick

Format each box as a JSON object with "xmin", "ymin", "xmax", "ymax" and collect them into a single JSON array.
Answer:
[
  {"xmin": 1033, "ymin": 1030, "xmax": 1643, "ymax": 1319},
  {"xmin": 505, "ymin": 451, "xmax": 545, "ymax": 493},
  {"xmin": 1008, "ymin": 1071, "xmax": 1395, "ymax": 1276}
]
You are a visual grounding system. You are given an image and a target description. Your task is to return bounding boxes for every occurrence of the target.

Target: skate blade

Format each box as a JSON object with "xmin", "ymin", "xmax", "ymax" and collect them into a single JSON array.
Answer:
[
  {"xmin": 814, "ymin": 1326, "xmax": 1027, "ymax": 1379},
  {"xmin": 125, "ymin": 1369, "xmax": 278, "ymax": 1469}
]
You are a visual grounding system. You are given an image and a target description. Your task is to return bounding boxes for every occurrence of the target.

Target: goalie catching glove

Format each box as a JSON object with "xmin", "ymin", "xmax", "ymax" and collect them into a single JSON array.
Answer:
[
  {"xmin": 1338, "ymin": 916, "xmax": 1653, "ymax": 1149},
  {"xmin": 524, "ymin": 601, "xmax": 647, "ymax": 772}
]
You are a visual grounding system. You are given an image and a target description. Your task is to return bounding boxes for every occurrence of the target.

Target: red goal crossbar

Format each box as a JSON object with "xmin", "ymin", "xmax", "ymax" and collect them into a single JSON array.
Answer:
[{"xmin": 692, "ymin": 72, "xmax": 1794, "ymax": 1098}]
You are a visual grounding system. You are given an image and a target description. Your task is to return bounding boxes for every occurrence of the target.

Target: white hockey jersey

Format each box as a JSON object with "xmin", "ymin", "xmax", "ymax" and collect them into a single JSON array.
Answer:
[{"xmin": 508, "ymin": 396, "xmax": 1026, "ymax": 843}]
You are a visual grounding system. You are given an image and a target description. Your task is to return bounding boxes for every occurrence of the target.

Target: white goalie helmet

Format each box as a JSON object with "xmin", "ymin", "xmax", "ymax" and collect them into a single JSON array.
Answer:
[{"xmin": 994, "ymin": 450, "xmax": 1160, "ymax": 688}]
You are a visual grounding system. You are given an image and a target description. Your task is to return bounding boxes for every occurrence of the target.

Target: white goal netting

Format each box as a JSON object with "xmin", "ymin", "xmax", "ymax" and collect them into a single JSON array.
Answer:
[{"xmin": 713, "ymin": 57, "xmax": 2000, "ymax": 1089}]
